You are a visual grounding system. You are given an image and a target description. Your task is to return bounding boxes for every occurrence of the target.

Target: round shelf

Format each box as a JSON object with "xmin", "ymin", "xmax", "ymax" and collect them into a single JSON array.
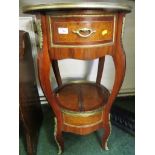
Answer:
[{"xmin": 54, "ymin": 82, "xmax": 110, "ymax": 113}]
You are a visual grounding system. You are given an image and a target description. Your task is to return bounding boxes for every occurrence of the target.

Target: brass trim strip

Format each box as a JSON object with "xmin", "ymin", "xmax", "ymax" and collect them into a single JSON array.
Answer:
[
  {"xmin": 69, "ymin": 80, "xmax": 94, "ymax": 84},
  {"xmin": 61, "ymin": 106, "xmax": 103, "ymax": 117},
  {"xmin": 51, "ymin": 42, "xmax": 113, "ymax": 48},
  {"xmin": 48, "ymin": 15, "xmax": 116, "ymax": 48},
  {"xmin": 23, "ymin": 2, "xmax": 132, "ymax": 13},
  {"xmin": 47, "ymin": 14, "xmax": 115, "ymax": 18},
  {"xmin": 35, "ymin": 19, "xmax": 43, "ymax": 49},
  {"xmin": 54, "ymin": 117, "xmax": 62, "ymax": 155},
  {"xmin": 122, "ymin": 16, "xmax": 126, "ymax": 39},
  {"xmin": 104, "ymin": 114, "xmax": 112, "ymax": 151}
]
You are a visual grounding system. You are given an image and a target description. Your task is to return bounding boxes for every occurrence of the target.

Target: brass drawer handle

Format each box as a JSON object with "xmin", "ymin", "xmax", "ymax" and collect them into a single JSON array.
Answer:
[{"xmin": 72, "ymin": 28, "xmax": 96, "ymax": 38}]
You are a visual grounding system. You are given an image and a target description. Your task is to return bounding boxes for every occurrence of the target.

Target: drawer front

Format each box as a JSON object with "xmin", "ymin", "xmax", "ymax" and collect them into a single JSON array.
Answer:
[
  {"xmin": 63, "ymin": 111, "xmax": 103, "ymax": 127},
  {"xmin": 49, "ymin": 15, "xmax": 115, "ymax": 46}
]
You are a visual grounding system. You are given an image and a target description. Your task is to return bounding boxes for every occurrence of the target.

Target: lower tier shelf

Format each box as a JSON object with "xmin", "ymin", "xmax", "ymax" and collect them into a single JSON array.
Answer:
[
  {"xmin": 54, "ymin": 82, "xmax": 110, "ymax": 112},
  {"xmin": 54, "ymin": 82, "xmax": 110, "ymax": 135}
]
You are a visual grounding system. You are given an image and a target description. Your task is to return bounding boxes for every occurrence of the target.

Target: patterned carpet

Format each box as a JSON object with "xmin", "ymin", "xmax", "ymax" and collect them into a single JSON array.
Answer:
[{"xmin": 19, "ymin": 105, "xmax": 135, "ymax": 155}]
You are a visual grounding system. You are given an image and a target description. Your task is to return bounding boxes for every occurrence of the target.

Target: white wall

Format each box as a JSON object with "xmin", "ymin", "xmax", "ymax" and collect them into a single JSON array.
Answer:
[{"xmin": 19, "ymin": 1, "xmax": 135, "ymax": 97}]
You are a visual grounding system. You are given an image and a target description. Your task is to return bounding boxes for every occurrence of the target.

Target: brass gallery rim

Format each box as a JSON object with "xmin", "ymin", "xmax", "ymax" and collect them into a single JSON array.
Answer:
[
  {"xmin": 23, "ymin": 2, "xmax": 132, "ymax": 13},
  {"xmin": 61, "ymin": 106, "xmax": 104, "ymax": 117}
]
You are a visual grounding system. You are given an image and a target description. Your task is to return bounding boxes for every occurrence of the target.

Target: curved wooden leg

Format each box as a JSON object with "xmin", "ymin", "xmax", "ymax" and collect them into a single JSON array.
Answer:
[
  {"xmin": 101, "ymin": 51, "xmax": 125, "ymax": 150},
  {"xmin": 102, "ymin": 114, "xmax": 111, "ymax": 150},
  {"xmin": 54, "ymin": 117, "xmax": 64, "ymax": 155},
  {"xmin": 102, "ymin": 24, "xmax": 126, "ymax": 150},
  {"xmin": 36, "ymin": 15, "xmax": 64, "ymax": 154}
]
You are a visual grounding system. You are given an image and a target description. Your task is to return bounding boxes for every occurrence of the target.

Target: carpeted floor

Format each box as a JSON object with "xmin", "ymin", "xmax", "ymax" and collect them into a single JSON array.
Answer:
[{"xmin": 19, "ymin": 105, "xmax": 135, "ymax": 155}]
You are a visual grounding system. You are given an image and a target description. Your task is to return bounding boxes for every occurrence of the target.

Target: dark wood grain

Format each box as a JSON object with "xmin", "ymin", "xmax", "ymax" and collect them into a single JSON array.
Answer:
[
  {"xmin": 96, "ymin": 56, "xmax": 105, "ymax": 84},
  {"xmin": 19, "ymin": 30, "xmax": 43, "ymax": 155},
  {"xmin": 52, "ymin": 60, "xmax": 62, "ymax": 87}
]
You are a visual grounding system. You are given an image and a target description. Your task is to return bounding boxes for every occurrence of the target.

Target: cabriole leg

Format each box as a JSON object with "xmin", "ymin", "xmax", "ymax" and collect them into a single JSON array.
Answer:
[
  {"xmin": 102, "ymin": 114, "xmax": 111, "ymax": 150},
  {"xmin": 54, "ymin": 117, "xmax": 64, "ymax": 155}
]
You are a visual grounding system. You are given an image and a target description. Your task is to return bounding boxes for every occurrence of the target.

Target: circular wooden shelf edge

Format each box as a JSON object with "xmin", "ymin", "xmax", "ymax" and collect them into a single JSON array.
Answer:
[{"xmin": 54, "ymin": 82, "xmax": 110, "ymax": 113}]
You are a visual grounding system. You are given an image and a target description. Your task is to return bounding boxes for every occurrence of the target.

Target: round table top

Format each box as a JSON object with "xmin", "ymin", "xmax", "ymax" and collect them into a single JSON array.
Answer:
[{"xmin": 23, "ymin": 2, "xmax": 132, "ymax": 14}]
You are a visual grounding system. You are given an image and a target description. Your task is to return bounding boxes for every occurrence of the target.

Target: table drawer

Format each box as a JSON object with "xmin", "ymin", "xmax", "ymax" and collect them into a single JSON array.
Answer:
[
  {"xmin": 49, "ymin": 16, "xmax": 115, "ymax": 46},
  {"xmin": 63, "ymin": 111, "xmax": 103, "ymax": 127}
]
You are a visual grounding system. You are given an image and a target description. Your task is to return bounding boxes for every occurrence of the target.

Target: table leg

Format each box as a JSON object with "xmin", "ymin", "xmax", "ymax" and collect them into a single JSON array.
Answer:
[
  {"xmin": 102, "ymin": 114, "xmax": 111, "ymax": 150},
  {"xmin": 54, "ymin": 117, "xmax": 64, "ymax": 154},
  {"xmin": 102, "ymin": 43, "xmax": 126, "ymax": 150}
]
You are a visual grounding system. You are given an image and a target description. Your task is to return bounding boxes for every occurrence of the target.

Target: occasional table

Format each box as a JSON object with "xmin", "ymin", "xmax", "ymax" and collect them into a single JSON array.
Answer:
[{"xmin": 23, "ymin": 2, "xmax": 131, "ymax": 154}]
